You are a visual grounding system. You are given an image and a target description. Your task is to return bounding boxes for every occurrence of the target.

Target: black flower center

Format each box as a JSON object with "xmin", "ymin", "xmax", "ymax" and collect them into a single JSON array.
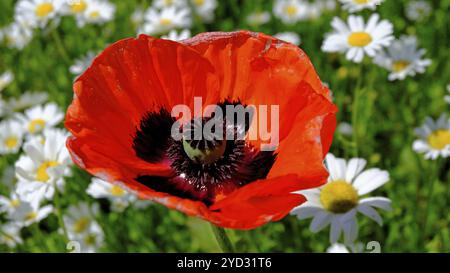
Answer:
[{"xmin": 133, "ymin": 100, "xmax": 276, "ymax": 206}]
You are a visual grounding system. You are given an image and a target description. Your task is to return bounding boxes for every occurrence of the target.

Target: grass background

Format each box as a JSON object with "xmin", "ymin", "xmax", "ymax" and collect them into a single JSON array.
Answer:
[{"xmin": 0, "ymin": 0, "xmax": 449, "ymax": 252}]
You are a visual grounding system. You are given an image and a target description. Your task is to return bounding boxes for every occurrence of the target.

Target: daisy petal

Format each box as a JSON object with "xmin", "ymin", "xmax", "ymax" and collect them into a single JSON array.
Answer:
[
  {"xmin": 357, "ymin": 204, "xmax": 383, "ymax": 225},
  {"xmin": 359, "ymin": 197, "xmax": 392, "ymax": 211},
  {"xmin": 326, "ymin": 154, "xmax": 346, "ymax": 181},
  {"xmin": 290, "ymin": 205, "xmax": 322, "ymax": 220},
  {"xmin": 345, "ymin": 158, "xmax": 367, "ymax": 182},
  {"xmin": 330, "ymin": 217, "xmax": 342, "ymax": 244},
  {"xmin": 353, "ymin": 168, "xmax": 389, "ymax": 195},
  {"xmin": 342, "ymin": 217, "xmax": 358, "ymax": 245},
  {"xmin": 310, "ymin": 211, "xmax": 332, "ymax": 233}
]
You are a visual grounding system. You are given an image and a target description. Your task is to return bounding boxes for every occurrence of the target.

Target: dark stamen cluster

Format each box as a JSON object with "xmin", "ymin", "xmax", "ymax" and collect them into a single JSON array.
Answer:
[{"xmin": 133, "ymin": 101, "xmax": 277, "ymax": 205}]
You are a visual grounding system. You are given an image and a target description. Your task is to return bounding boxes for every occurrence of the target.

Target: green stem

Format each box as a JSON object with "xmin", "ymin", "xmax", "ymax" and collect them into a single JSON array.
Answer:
[
  {"xmin": 50, "ymin": 29, "xmax": 71, "ymax": 64},
  {"xmin": 32, "ymin": 224, "xmax": 48, "ymax": 252},
  {"xmin": 421, "ymin": 158, "xmax": 441, "ymax": 251},
  {"xmin": 53, "ymin": 181, "xmax": 69, "ymax": 243},
  {"xmin": 210, "ymin": 224, "xmax": 235, "ymax": 253},
  {"xmin": 351, "ymin": 65, "xmax": 364, "ymax": 157}
]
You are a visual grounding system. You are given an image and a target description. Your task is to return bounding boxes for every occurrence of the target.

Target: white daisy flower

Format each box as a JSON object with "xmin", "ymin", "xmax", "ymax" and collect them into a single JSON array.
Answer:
[
  {"xmin": 445, "ymin": 85, "xmax": 450, "ymax": 104},
  {"xmin": 15, "ymin": 129, "xmax": 72, "ymax": 204},
  {"xmin": 406, "ymin": 0, "xmax": 431, "ymax": 21},
  {"xmin": 79, "ymin": 0, "xmax": 115, "ymax": 26},
  {"xmin": 0, "ymin": 71, "xmax": 14, "ymax": 92},
  {"xmin": 3, "ymin": 91, "xmax": 48, "ymax": 115},
  {"xmin": 413, "ymin": 114, "xmax": 450, "ymax": 160},
  {"xmin": 273, "ymin": 0, "xmax": 308, "ymax": 24},
  {"xmin": 9, "ymin": 200, "xmax": 53, "ymax": 227},
  {"xmin": 61, "ymin": 0, "xmax": 92, "ymax": 27},
  {"xmin": 63, "ymin": 202, "xmax": 104, "ymax": 252},
  {"xmin": 22, "ymin": 131, "xmax": 46, "ymax": 147},
  {"xmin": 327, "ymin": 242, "xmax": 365, "ymax": 253},
  {"xmin": 304, "ymin": 2, "xmax": 324, "ymax": 20},
  {"xmin": 14, "ymin": 102, "xmax": 64, "ymax": 135},
  {"xmin": 374, "ymin": 36, "xmax": 431, "ymax": 81},
  {"xmin": 0, "ymin": 223, "xmax": 23, "ymax": 248},
  {"xmin": 62, "ymin": 0, "xmax": 89, "ymax": 15},
  {"xmin": 153, "ymin": 0, "xmax": 187, "ymax": 9},
  {"xmin": 0, "ymin": 192, "xmax": 23, "ymax": 216},
  {"xmin": 338, "ymin": 0, "xmax": 384, "ymax": 13},
  {"xmin": 316, "ymin": 0, "xmax": 337, "ymax": 12},
  {"xmin": 0, "ymin": 21, "xmax": 34, "ymax": 50},
  {"xmin": 275, "ymin": 32, "xmax": 301, "ymax": 45},
  {"xmin": 190, "ymin": 0, "xmax": 217, "ymax": 23},
  {"xmin": 74, "ymin": 222, "xmax": 104, "ymax": 253},
  {"xmin": 87, "ymin": 178, "xmax": 136, "ymax": 212},
  {"xmin": 291, "ymin": 153, "xmax": 391, "ymax": 244},
  {"xmin": 64, "ymin": 202, "xmax": 99, "ymax": 236},
  {"xmin": 0, "ymin": 120, "xmax": 25, "ymax": 154},
  {"xmin": 138, "ymin": 6, "xmax": 191, "ymax": 35},
  {"xmin": 337, "ymin": 122, "xmax": 353, "ymax": 136},
  {"xmin": 322, "ymin": 14, "xmax": 394, "ymax": 63},
  {"xmin": 70, "ymin": 51, "xmax": 96, "ymax": 76},
  {"xmin": 15, "ymin": 0, "xmax": 65, "ymax": 29},
  {"xmin": 246, "ymin": 11, "xmax": 271, "ymax": 26},
  {"xmin": 131, "ymin": 8, "xmax": 146, "ymax": 26},
  {"xmin": 327, "ymin": 243, "xmax": 350, "ymax": 253},
  {"xmin": 161, "ymin": 29, "xmax": 191, "ymax": 41}
]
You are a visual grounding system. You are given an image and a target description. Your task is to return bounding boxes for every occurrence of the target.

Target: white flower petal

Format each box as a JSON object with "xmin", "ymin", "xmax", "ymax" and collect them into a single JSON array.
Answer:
[
  {"xmin": 330, "ymin": 217, "xmax": 342, "ymax": 243},
  {"xmin": 326, "ymin": 154, "xmax": 346, "ymax": 181},
  {"xmin": 357, "ymin": 204, "xmax": 383, "ymax": 225},
  {"xmin": 342, "ymin": 217, "xmax": 358, "ymax": 244},
  {"xmin": 291, "ymin": 205, "xmax": 323, "ymax": 220},
  {"xmin": 353, "ymin": 168, "xmax": 389, "ymax": 195},
  {"xmin": 345, "ymin": 158, "xmax": 367, "ymax": 182},
  {"xmin": 310, "ymin": 211, "xmax": 332, "ymax": 233},
  {"xmin": 359, "ymin": 197, "xmax": 392, "ymax": 211}
]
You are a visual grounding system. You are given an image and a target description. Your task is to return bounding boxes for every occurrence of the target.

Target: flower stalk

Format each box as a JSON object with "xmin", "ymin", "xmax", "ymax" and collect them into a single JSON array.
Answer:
[
  {"xmin": 210, "ymin": 224, "xmax": 235, "ymax": 253},
  {"xmin": 50, "ymin": 29, "xmax": 71, "ymax": 64},
  {"xmin": 53, "ymin": 180, "xmax": 69, "ymax": 242}
]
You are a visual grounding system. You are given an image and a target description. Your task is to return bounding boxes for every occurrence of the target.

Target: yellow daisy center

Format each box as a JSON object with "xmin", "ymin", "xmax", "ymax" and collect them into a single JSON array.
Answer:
[
  {"xmin": 89, "ymin": 11, "xmax": 100, "ymax": 18},
  {"xmin": 4, "ymin": 136, "xmax": 19, "ymax": 149},
  {"xmin": 392, "ymin": 60, "xmax": 411, "ymax": 72},
  {"xmin": 353, "ymin": 0, "xmax": 369, "ymax": 4},
  {"xmin": 160, "ymin": 18, "xmax": 172, "ymax": 26},
  {"xmin": 35, "ymin": 2, "xmax": 54, "ymax": 18},
  {"xmin": 427, "ymin": 130, "xmax": 450, "ymax": 150},
  {"xmin": 25, "ymin": 212, "xmax": 37, "ymax": 221},
  {"xmin": 320, "ymin": 180, "xmax": 359, "ymax": 213},
  {"xmin": 10, "ymin": 199, "xmax": 21, "ymax": 208},
  {"xmin": 74, "ymin": 217, "xmax": 90, "ymax": 233},
  {"xmin": 36, "ymin": 161, "xmax": 60, "ymax": 182},
  {"xmin": 348, "ymin": 32, "xmax": 373, "ymax": 47},
  {"xmin": 5, "ymin": 36, "xmax": 15, "ymax": 46},
  {"xmin": 70, "ymin": 0, "xmax": 87, "ymax": 13},
  {"xmin": 3, "ymin": 234, "xmax": 14, "ymax": 243},
  {"xmin": 84, "ymin": 234, "xmax": 97, "ymax": 245},
  {"xmin": 284, "ymin": 5, "xmax": 298, "ymax": 17},
  {"xmin": 28, "ymin": 119, "xmax": 46, "ymax": 134},
  {"xmin": 110, "ymin": 185, "xmax": 126, "ymax": 197},
  {"xmin": 193, "ymin": 0, "xmax": 205, "ymax": 6}
]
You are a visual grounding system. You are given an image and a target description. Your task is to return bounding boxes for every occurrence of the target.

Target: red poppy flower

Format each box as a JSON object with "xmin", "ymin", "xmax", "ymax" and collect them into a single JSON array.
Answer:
[{"xmin": 65, "ymin": 31, "xmax": 337, "ymax": 229}]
